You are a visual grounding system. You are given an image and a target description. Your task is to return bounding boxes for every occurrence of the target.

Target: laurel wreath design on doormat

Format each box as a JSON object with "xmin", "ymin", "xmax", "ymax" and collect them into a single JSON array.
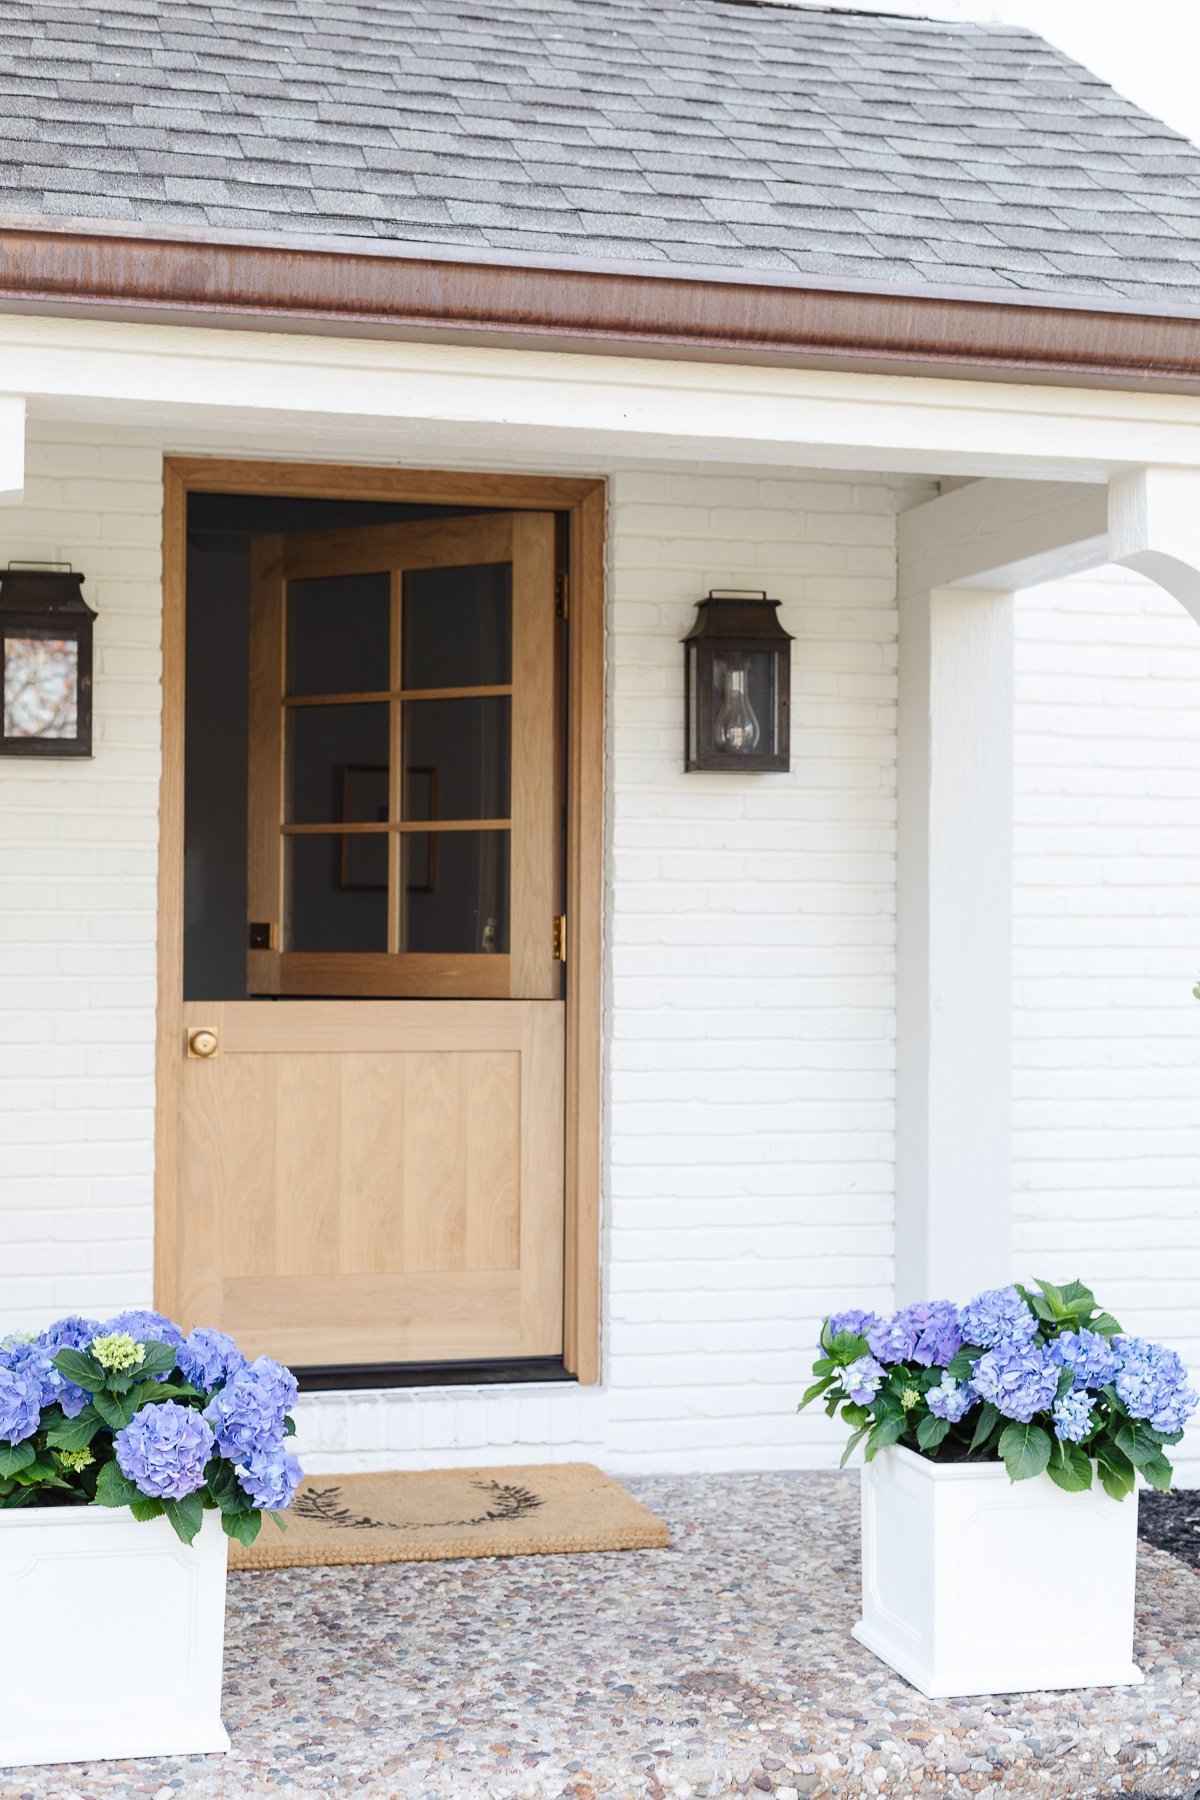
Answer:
[{"xmin": 292, "ymin": 1478, "xmax": 545, "ymax": 1533}]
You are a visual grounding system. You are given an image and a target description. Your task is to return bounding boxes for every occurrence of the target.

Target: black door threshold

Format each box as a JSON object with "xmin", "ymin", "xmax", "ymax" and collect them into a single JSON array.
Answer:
[{"xmin": 293, "ymin": 1356, "xmax": 575, "ymax": 1393}]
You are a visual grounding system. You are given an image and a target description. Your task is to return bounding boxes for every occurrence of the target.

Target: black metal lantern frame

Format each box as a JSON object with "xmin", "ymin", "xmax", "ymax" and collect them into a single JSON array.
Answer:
[
  {"xmin": 0, "ymin": 564, "xmax": 96, "ymax": 758},
  {"xmin": 684, "ymin": 589, "xmax": 793, "ymax": 772}
]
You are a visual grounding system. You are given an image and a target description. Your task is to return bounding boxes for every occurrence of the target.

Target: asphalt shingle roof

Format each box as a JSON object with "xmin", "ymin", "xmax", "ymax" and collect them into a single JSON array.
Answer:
[{"xmin": 2, "ymin": 0, "xmax": 1200, "ymax": 305}]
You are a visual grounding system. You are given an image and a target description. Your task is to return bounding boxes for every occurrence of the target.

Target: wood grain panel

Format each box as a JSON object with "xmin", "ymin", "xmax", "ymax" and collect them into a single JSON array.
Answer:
[
  {"xmin": 175, "ymin": 1001, "xmax": 562, "ymax": 1364},
  {"xmin": 283, "ymin": 512, "xmax": 512, "ymax": 581},
  {"xmin": 510, "ymin": 510, "xmax": 560, "ymax": 999},
  {"xmin": 275, "ymin": 951, "xmax": 510, "ymax": 997},
  {"xmin": 166, "ymin": 458, "xmax": 598, "ymax": 510}
]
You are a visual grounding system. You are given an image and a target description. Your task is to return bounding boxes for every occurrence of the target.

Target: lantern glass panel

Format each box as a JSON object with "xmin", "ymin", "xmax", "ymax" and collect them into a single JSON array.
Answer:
[
  {"xmin": 3, "ymin": 632, "xmax": 80, "ymax": 741},
  {"xmin": 710, "ymin": 649, "xmax": 778, "ymax": 759}
]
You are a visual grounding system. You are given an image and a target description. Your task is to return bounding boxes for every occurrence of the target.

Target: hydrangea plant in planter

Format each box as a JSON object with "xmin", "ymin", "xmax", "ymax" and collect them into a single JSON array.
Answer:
[
  {"xmin": 800, "ymin": 1279, "xmax": 1197, "ymax": 1698},
  {"xmin": 0, "ymin": 1310, "xmax": 303, "ymax": 1768}
]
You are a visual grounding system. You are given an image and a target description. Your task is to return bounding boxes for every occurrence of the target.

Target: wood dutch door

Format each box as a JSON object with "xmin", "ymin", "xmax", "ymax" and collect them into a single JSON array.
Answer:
[{"xmin": 175, "ymin": 511, "xmax": 565, "ymax": 1370}]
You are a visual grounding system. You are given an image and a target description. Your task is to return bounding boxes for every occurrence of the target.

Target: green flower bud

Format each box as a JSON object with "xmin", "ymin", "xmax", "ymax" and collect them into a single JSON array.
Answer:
[{"xmin": 90, "ymin": 1332, "xmax": 145, "ymax": 1374}]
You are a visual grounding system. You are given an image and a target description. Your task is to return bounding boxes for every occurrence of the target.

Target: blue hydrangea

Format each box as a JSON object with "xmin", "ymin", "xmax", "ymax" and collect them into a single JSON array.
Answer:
[
  {"xmin": 177, "ymin": 1328, "xmax": 244, "ymax": 1394},
  {"xmin": 0, "ymin": 1337, "xmax": 89, "ymax": 1419},
  {"xmin": 36, "ymin": 1315, "xmax": 102, "ymax": 1417},
  {"xmin": 1049, "ymin": 1328, "xmax": 1119, "ymax": 1391},
  {"xmin": 824, "ymin": 1308, "xmax": 880, "ymax": 1348},
  {"xmin": 204, "ymin": 1356, "xmax": 297, "ymax": 1463},
  {"xmin": 866, "ymin": 1301, "xmax": 962, "ymax": 1368},
  {"xmin": 238, "ymin": 1447, "xmax": 303, "ymax": 1512},
  {"xmin": 1052, "ymin": 1390, "xmax": 1095, "ymax": 1444},
  {"xmin": 0, "ymin": 1365, "xmax": 42, "ymax": 1445},
  {"xmin": 971, "ymin": 1341, "xmax": 1060, "ymax": 1423},
  {"xmin": 1113, "ymin": 1336, "xmax": 1199, "ymax": 1435},
  {"xmin": 843, "ymin": 1355, "xmax": 886, "ymax": 1404},
  {"xmin": 926, "ymin": 1377, "xmax": 974, "ymax": 1423},
  {"xmin": 114, "ymin": 1401, "xmax": 215, "ymax": 1500},
  {"xmin": 957, "ymin": 1286, "xmax": 1039, "ymax": 1351},
  {"xmin": 103, "ymin": 1309, "xmax": 184, "ymax": 1350},
  {"xmin": 910, "ymin": 1301, "xmax": 963, "ymax": 1368},
  {"xmin": 867, "ymin": 1308, "xmax": 922, "ymax": 1365},
  {"xmin": 39, "ymin": 1315, "xmax": 101, "ymax": 1353}
]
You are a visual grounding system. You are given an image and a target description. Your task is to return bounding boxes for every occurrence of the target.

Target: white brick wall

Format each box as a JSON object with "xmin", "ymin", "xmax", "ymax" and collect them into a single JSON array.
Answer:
[
  {"xmin": 1013, "ymin": 565, "xmax": 1200, "ymax": 1481},
  {"xmin": 2, "ymin": 428, "xmax": 1197, "ymax": 1480},
  {"xmin": 0, "ymin": 432, "xmax": 164, "ymax": 1325}
]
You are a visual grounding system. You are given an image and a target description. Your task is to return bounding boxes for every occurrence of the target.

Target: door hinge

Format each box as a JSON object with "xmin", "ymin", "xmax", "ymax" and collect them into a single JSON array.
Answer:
[
  {"xmin": 555, "ymin": 572, "xmax": 569, "ymax": 620},
  {"xmin": 552, "ymin": 914, "xmax": 567, "ymax": 962}
]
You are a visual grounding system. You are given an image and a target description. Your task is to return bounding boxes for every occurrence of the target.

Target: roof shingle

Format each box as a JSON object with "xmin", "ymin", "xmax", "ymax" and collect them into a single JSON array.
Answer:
[{"xmin": 0, "ymin": 0, "xmax": 1199, "ymax": 304}]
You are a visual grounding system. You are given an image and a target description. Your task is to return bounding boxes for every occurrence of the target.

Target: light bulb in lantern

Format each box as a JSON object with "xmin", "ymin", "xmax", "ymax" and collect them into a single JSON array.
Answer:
[{"xmin": 714, "ymin": 665, "xmax": 760, "ymax": 753}]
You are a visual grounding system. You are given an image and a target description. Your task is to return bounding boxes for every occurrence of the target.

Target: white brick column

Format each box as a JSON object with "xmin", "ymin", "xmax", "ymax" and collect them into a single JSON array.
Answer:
[{"xmin": 895, "ymin": 582, "xmax": 1014, "ymax": 1302}]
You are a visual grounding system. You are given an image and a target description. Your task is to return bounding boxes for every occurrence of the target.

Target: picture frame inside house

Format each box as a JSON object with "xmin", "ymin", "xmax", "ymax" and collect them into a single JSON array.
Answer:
[{"xmin": 0, "ymin": 565, "xmax": 96, "ymax": 759}]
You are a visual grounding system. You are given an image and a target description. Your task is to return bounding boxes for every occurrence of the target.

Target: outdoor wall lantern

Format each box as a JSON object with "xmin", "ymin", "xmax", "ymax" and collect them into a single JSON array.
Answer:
[
  {"xmin": 683, "ymin": 589, "xmax": 792, "ymax": 772},
  {"xmin": 0, "ymin": 563, "xmax": 96, "ymax": 758}
]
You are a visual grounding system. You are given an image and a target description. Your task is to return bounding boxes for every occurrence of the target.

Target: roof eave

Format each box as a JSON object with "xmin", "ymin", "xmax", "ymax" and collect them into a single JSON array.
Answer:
[{"xmin": 3, "ymin": 215, "xmax": 1200, "ymax": 392}]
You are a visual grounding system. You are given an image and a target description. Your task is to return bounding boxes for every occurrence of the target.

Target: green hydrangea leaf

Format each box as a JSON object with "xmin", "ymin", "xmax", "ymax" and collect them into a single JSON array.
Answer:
[
  {"xmin": 864, "ymin": 1414, "xmax": 906, "ymax": 1461},
  {"xmin": 998, "ymin": 1422, "xmax": 1052, "ymax": 1483},
  {"xmin": 946, "ymin": 1349, "xmax": 977, "ymax": 1381},
  {"xmin": 1114, "ymin": 1422, "xmax": 1163, "ymax": 1470},
  {"xmin": 53, "ymin": 1348, "xmax": 106, "ymax": 1393},
  {"xmin": 130, "ymin": 1497, "xmax": 165, "ymax": 1521},
  {"xmin": 916, "ymin": 1414, "xmax": 950, "ymax": 1451},
  {"xmin": 221, "ymin": 1508, "xmax": 262, "ymax": 1548},
  {"xmin": 969, "ymin": 1402, "xmax": 1000, "ymax": 1452},
  {"xmin": 94, "ymin": 1390, "xmax": 138, "ymax": 1433},
  {"xmin": 162, "ymin": 1493, "xmax": 204, "ymax": 1545},
  {"xmin": 1140, "ymin": 1452, "xmax": 1174, "ymax": 1493},
  {"xmin": 0, "ymin": 1442, "xmax": 36, "ymax": 1478},
  {"xmin": 798, "ymin": 1375, "xmax": 835, "ymax": 1411},
  {"xmin": 43, "ymin": 1405, "xmax": 103, "ymax": 1451},
  {"xmin": 1046, "ymin": 1441, "xmax": 1092, "ymax": 1493},
  {"xmin": 838, "ymin": 1422, "xmax": 872, "ymax": 1470},
  {"xmin": 1096, "ymin": 1440, "xmax": 1136, "ymax": 1502},
  {"xmin": 135, "ymin": 1342, "xmax": 179, "ymax": 1380},
  {"xmin": 270, "ymin": 1512, "xmax": 288, "ymax": 1533},
  {"xmin": 94, "ymin": 1460, "xmax": 139, "ymax": 1508}
]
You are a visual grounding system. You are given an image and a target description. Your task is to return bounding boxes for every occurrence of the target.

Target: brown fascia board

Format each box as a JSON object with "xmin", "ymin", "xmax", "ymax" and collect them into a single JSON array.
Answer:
[{"xmin": 3, "ymin": 215, "xmax": 1200, "ymax": 390}]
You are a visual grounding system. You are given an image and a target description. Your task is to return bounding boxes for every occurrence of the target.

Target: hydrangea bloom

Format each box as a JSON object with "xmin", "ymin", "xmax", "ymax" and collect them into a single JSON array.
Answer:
[
  {"xmin": 867, "ymin": 1308, "xmax": 922, "ymax": 1365},
  {"xmin": 37, "ymin": 1316, "xmax": 103, "ymax": 1417},
  {"xmin": 926, "ymin": 1377, "xmax": 974, "ymax": 1423},
  {"xmin": 910, "ymin": 1301, "xmax": 963, "ymax": 1368},
  {"xmin": 1049, "ymin": 1328, "xmax": 1119, "ymax": 1391},
  {"xmin": 971, "ymin": 1341, "xmax": 1060, "ymax": 1423},
  {"xmin": 843, "ymin": 1355, "xmax": 886, "ymax": 1404},
  {"xmin": 1052, "ymin": 1390, "xmax": 1095, "ymax": 1444},
  {"xmin": 103, "ymin": 1309, "xmax": 184, "ymax": 1350},
  {"xmin": 239, "ymin": 1447, "xmax": 303, "ymax": 1512},
  {"xmin": 866, "ymin": 1300, "xmax": 962, "ymax": 1368},
  {"xmin": 90, "ymin": 1332, "xmax": 145, "ymax": 1375},
  {"xmin": 0, "ymin": 1365, "xmax": 42, "ymax": 1445},
  {"xmin": 114, "ymin": 1401, "xmax": 215, "ymax": 1500},
  {"xmin": 957, "ymin": 1286, "xmax": 1039, "ymax": 1351},
  {"xmin": 1113, "ymin": 1336, "xmax": 1199, "ymax": 1435},
  {"xmin": 177, "ymin": 1328, "xmax": 244, "ymax": 1393},
  {"xmin": 825, "ymin": 1308, "xmax": 880, "ymax": 1347},
  {"xmin": 204, "ymin": 1356, "xmax": 297, "ymax": 1462}
]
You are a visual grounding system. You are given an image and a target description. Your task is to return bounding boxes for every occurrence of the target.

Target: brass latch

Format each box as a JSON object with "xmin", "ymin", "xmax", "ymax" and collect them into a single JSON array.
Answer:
[
  {"xmin": 552, "ymin": 914, "xmax": 567, "ymax": 962},
  {"xmin": 187, "ymin": 1028, "xmax": 219, "ymax": 1060}
]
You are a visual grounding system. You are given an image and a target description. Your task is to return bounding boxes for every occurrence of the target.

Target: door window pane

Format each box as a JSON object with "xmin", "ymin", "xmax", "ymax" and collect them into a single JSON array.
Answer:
[
  {"xmin": 288, "ymin": 572, "xmax": 390, "ymax": 696},
  {"xmin": 287, "ymin": 703, "xmax": 389, "ymax": 825},
  {"xmin": 402, "ymin": 564, "xmax": 512, "ymax": 690},
  {"xmin": 289, "ymin": 834, "xmax": 388, "ymax": 953},
  {"xmin": 402, "ymin": 697, "xmax": 510, "ymax": 821},
  {"xmin": 400, "ymin": 831, "xmax": 509, "ymax": 953}
]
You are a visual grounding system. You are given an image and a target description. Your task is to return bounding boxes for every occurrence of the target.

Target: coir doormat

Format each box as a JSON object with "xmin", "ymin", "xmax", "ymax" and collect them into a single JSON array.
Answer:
[{"xmin": 228, "ymin": 1461, "xmax": 671, "ymax": 1570}]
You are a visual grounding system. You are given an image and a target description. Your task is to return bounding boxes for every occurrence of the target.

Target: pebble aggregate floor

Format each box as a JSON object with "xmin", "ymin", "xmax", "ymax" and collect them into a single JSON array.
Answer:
[{"xmin": 4, "ymin": 1472, "xmax": 1199, "ymax": 1800}]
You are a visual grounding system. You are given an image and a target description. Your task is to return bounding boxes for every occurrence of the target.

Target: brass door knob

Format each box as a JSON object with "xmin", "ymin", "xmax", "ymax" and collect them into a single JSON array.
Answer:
[{"xmin": 187, "ymin": 1028, "xmax": 219, "ymax": 1059}]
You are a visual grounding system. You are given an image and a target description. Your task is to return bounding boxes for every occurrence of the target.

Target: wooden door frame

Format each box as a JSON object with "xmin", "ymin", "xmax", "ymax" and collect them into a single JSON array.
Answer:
[{"xmin": 154, "ymin": 457, "xmax": 604, "ymax": 1384}]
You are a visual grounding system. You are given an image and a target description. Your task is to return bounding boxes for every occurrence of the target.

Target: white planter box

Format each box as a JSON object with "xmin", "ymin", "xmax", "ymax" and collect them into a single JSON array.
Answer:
[
  {"xmin": 854, "ymin": 1445, "xmax": 1144, "ymax": 1698},
  {"xmin": 0, "ymin": 1504, "xmax": 230, "ymax": 1767}
]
